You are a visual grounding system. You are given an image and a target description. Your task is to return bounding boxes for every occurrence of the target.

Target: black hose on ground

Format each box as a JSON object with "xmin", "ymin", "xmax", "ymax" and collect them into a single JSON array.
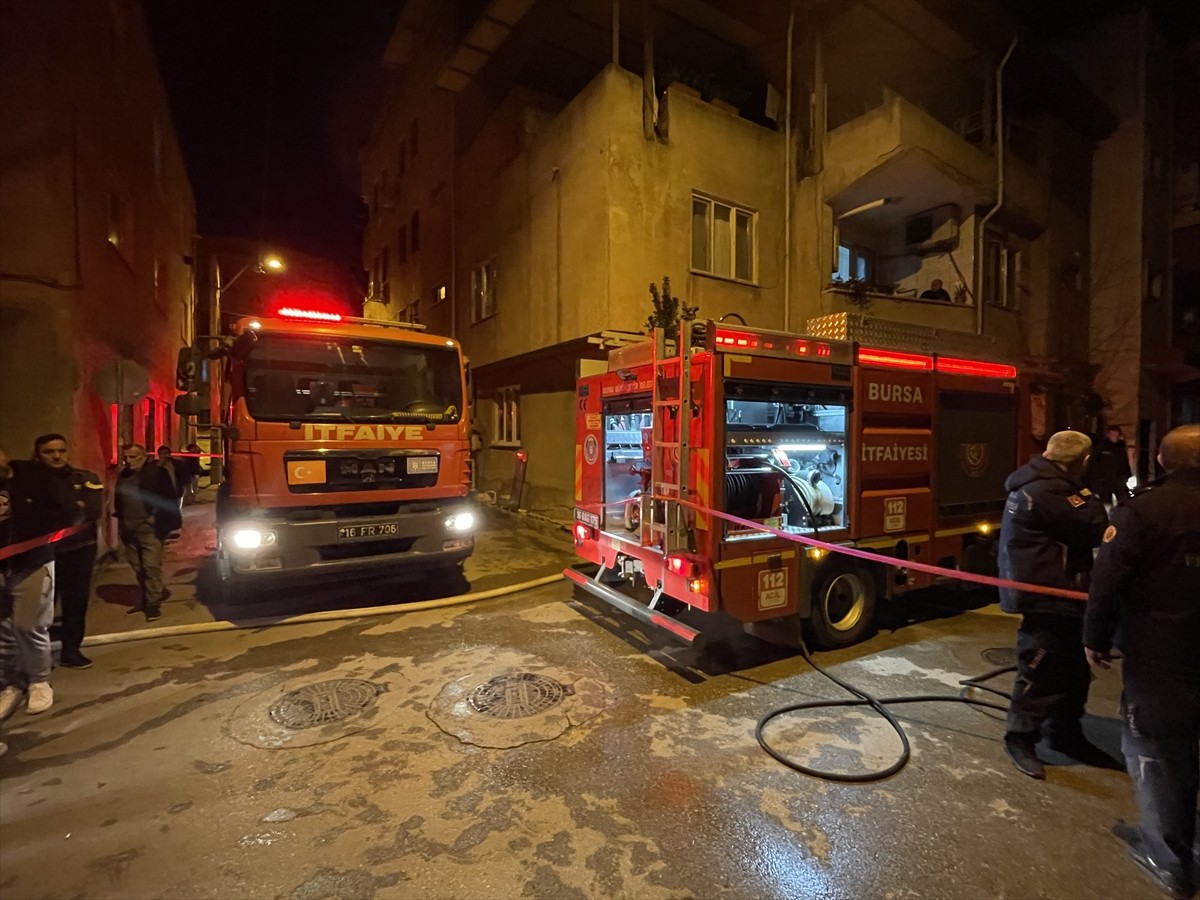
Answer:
[{"xmin": 754, "ymin": 638, "xmax": 1016, "ymax": 782}]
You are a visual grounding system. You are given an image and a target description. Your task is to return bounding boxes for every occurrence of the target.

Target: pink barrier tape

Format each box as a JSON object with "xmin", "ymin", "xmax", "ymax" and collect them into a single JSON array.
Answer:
[
  {"xmin": 577, "ymin": 495, "xmax": 1088, "ymax": 603},
  {"xmin": 0, "ymin": 524, "xmax": 88, "ymax": 562}
]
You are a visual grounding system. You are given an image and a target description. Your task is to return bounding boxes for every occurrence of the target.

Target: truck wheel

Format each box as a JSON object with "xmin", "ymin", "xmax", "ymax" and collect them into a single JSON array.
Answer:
[{"xmin": 807, "ymin": 560, "xmax": 877, "ymax": 649}]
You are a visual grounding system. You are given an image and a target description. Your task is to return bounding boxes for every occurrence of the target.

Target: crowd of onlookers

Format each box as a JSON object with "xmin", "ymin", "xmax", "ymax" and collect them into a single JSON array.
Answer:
[{"xmin": 0, "ymin": 436, "xmax": 206, "ymax": 750}]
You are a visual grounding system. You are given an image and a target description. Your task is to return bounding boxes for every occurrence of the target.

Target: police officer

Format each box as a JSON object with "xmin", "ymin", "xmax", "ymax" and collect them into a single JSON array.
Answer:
[
  {"xmin": 997, "ymin": 429, "xmax": 1109, "ymax": 779},
  {"xmin": 33, "ymin": 434, "xmax": 104, "ymax": 669},
  {"xmin": 1085, "ymin": 424, "xmax": 1200, "ymax": 900}
]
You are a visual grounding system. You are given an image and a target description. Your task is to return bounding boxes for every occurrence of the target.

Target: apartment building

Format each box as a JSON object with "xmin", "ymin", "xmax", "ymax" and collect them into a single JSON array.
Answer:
[
  {"xmin": 0, "ymin": 0, "xmax": 196, "ymax": 483},
  {"xmin": 361, "ymin": 0, "xmax": 1115, "ymax": 514}
]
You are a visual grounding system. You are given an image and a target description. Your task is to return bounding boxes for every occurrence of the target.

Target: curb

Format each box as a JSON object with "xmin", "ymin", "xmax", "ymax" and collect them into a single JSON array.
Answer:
[{"xmin": 81, "ymin": 573, "xmax": 566, "ymax": 647}]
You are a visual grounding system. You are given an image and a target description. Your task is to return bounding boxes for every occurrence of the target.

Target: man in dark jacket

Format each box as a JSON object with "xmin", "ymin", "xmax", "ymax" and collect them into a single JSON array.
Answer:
[
  {"xmin": 1085, "ymin": 424, "xmax": 1200, "ymax": 900},
  {"xmin": 1085, "ymin": 425, "xmax": 1133, "ymax": 506},
  {"xmin": 113, "ymin": 444, "xmax": 177, "ymax": 622},
  {"xmin": 34, "ymin": 434, "xmax": 104, "ymax": 669},
  {"xmin": 997, "ymin": 429, "xmax": 1109, "ymax": 779},
  {"xmin": 0, "ymin": 445, "xmax": 77, "ymax": 719}
]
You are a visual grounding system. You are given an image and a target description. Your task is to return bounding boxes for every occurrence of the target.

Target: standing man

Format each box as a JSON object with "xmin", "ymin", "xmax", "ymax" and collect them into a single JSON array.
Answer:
[
  {"xmin": 997, "ymin": 429, "xmax": 1109, "ymax": 779},
  {"xmin": 1085, "ymin": 424, "xmax": 1200, "ymax": 900},
  {"xmin": 113, "ymin": 444, "xmax": 177, "ymax": 622},
  {"xmin": 0, "ymin": 445, "xmax": 76, "ymax": 718},
  {"xmin": 1085, "ymin": 424, "xmax": 1134, "ymax": 506},
  {"xmin": 33, "ymin": 434, "xmax": 104, "ymax": 669}
]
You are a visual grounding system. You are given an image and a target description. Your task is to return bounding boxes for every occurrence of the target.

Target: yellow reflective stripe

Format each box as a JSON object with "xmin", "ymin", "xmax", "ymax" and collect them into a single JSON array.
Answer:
[
  {"xmin": 933, "ymin": 524, "xmax": 998, "ymax": 538},
  {"xmin": 855, "ymin": 533, "xmax": 930, "ymax": 548},
  {"xmin": 715, "ymin": 550, "xmax": 797, "ymax": 570}
]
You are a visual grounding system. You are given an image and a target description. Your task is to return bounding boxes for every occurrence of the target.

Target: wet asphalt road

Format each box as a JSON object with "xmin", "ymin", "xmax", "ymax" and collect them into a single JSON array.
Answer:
[{"xmin": 0, "ymin": 581, "xmax": 1160, "ymax": 900}]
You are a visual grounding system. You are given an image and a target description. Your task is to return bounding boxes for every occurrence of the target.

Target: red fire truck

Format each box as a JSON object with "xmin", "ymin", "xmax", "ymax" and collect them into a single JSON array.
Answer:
[
  {"xmin": 566, "ymin": 318, "xmax": 1028, "ymax": 649},
  {"xmin": 177, "ymin": 307, "xmax": 476, "ymax": 599}
]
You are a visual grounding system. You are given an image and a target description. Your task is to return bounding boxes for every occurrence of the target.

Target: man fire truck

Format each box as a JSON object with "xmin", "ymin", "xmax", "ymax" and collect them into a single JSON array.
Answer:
[
  {"xmin": 567, "ymin": 318, "xmax": 1027, "ymax": 649},
  {"xmin": 176, "ymin": 307, "xmax": 475, "ymax": 599}
]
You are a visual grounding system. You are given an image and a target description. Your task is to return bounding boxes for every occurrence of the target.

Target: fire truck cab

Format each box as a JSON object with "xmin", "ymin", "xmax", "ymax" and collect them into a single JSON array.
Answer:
[
  {"xmin": 567, "ymin": 318, "xmax": 1026, "ymax": 649},
  {"xmin": 177, "ymin": 308, "xmax": 476, "ymax": 600}
]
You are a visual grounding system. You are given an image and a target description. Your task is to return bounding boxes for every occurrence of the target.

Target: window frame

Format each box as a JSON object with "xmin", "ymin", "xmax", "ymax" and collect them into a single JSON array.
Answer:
[
  {"xmin": 470, "ymin": 260, "xmax": 497, "ymax": 324},
  {"xmin": 832, "ymin": 241, "xmax": 875, "ymax": 285},
  {"xmin": 983, "ymin": 230, "xmax": 1024, "ymax": 310},
  {"xmin": 493, "ymin": 385, "xmax": 521, "ymax": 447},
  {"xmin": 690, "ymin": 192, "xmax": 758, "ymax": 284}
]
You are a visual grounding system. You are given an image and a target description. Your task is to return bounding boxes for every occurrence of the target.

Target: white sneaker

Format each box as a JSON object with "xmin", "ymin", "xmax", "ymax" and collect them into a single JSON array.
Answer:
[
  {"xmin": 0, "ymin": 685, "xmax": 23, "ymax": 721},
  {"xmin": 26, "ymin": 682, "xmax": 53, "ymax": 714}
]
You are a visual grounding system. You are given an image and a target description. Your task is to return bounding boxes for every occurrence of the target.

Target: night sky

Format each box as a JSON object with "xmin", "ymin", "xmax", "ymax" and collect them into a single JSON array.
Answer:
[{"xmin": 144, "ymin": 0, "xmax": 405, "ymax": 283}]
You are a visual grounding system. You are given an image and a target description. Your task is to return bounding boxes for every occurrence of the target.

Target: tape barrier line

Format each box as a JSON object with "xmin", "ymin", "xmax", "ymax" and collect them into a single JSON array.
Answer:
[
  {"xmin": 0, "ymin": 524, "xmax": 88, "ymax": 562},
  {"xmin": 579, "ymin": 495, "xmax": 1088, "ymax": 603}
]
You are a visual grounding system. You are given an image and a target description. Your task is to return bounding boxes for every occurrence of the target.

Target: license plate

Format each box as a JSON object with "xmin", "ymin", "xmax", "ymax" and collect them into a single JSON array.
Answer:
[
  {"xmin": 338, "ymin": 522, "xmax": 400, "ymax": 541},
  {"xmin": 574, "ymin": 508, "xmax": 600, "ymax": 528},
  {"xmin": 407, "ymin": 457, "xmax": 438, "ymax": 474}
]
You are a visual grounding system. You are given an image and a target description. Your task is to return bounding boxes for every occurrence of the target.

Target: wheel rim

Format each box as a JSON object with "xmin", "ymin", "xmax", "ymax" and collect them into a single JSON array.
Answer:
[{"xmin": 823, "ymin": 572, "xmax": 867, "ymax": 632}]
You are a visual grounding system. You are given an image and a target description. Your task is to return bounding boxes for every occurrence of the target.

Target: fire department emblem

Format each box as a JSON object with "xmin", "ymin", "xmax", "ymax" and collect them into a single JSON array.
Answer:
[
  {"xmin": 583, "ymin": 434, "xmax": 599, "ymax": 466},
  {"xmin": 960, "ymin": 442, "xmax": 990, "ymax": 478}
]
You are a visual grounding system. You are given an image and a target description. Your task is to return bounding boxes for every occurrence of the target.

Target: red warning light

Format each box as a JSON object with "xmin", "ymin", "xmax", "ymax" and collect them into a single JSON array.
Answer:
[
  {"xmin": 857, "ymin": 347, "xmax": 934, "ymax": 371},
  {"xmin": 715, "ymin": 329, "xmax": 760, "ymax": 350},
  {"xmin": 516, "ymin": 450, "xmax": 528, "ymax": 462},
  {"xmin": 935, "ymin": 356, "xmax": 1018, "ymax": 378},
  {"xmin": 816, "ymin": 343, "xmax": 832, "ymax": 358},
  {"xmin": 795, "ymin": 340, "xmax": 809, "ymax": 356},
  {"xmin": 278, "ymin": 307, "xmax": 343, "ymax": 323}
]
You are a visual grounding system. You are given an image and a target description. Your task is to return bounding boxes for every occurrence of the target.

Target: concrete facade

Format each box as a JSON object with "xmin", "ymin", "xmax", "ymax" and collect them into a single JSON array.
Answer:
[
  {"xmin": 0, "ymin": 0, "xmax": 195, "ymax": 485},
  {"xmin": 1063, "ymin": 11, "xmax": 1177, "ymax": 479},
  {"xmin": 361, "ymin": 0, "xmax": 1114, "ymax": 513}
]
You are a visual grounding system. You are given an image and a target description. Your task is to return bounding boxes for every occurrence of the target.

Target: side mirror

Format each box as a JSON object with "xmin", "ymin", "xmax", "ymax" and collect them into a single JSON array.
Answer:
[
  {"xmin": 174, "ymin": 393, "xmax": 210, "ymax": 416},
  {"xmin": 229, "ymin": 329, "xmax": 258, "ymax": 361}
]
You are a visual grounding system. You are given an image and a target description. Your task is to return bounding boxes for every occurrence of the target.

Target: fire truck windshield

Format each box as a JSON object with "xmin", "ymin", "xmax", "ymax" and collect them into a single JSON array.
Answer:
[{"xmin": 243, "ymin": 334, "xmax": 463, "ymax": 424}]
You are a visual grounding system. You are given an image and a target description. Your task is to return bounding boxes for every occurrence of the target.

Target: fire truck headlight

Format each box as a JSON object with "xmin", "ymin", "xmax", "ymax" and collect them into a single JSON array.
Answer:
[
  {"xmin": 229, "ymin": 527, "xmax": 276, "ymax": 551},
  {"xmin": 445, "ymin": 511, "xmax": 476, "ymax": 533}
]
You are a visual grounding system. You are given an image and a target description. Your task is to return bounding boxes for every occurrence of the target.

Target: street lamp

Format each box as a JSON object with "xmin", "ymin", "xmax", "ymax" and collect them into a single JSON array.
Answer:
[{"xmin": 208, "ymin": 252, "xmax": 285, "ymax": 483}]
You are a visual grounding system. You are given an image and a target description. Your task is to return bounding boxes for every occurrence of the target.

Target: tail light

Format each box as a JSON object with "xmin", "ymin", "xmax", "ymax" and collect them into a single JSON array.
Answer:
[
  {"xmin": 666, "ymin": 555, "xmax": 703, "ymax": 578},
  {"xmin": 573, "ymin": 523, "xmax": 596, "ymax": 545}
]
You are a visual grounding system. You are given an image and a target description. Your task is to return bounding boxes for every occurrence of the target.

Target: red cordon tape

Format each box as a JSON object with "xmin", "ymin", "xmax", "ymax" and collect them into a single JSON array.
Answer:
[
  {"xmin": 580, "ymin": 495, "xmax": 1088, "ymax": 603},
  {"xmin": 0, "ymin": 524, "xmax": 88, "ymax": 562}
]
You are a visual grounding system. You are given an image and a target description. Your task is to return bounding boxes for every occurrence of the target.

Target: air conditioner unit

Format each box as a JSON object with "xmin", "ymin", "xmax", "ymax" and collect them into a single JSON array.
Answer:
[{"xmin": 904, "ymin": 204, "xmax": 960, "ymax": 255}]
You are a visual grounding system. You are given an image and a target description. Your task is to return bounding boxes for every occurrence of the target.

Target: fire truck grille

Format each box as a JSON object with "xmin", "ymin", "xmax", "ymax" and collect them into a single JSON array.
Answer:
[{"xmin": 317, "ymin": 537, "xmax": 418, "ymax": 561}]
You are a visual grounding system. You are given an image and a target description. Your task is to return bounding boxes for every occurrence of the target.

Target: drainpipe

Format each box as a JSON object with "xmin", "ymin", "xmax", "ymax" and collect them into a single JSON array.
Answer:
[
  {"xmin": 450, "ymin": 93, "xmax": 457, "ymax": 341},
  {"xmin": 612, "ymin": 0, "xmax": 620, "ymax": 67},
  {"xmin": 783, "ymin": 2, "xmax": 794, "ymax": 333},
  {"xmin": 975, "ymin": 37, "xmax": 1017, "ymax": 336},
  {"xmin": 642, "ymin": 13, "xmax": 656, "ymax": 141}
]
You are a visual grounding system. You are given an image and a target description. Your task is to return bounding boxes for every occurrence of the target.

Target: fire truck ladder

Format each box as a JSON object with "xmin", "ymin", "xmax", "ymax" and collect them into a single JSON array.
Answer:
[{"xmin": 645, "ymin": 320, "xmax": 693, "ymax": 555}]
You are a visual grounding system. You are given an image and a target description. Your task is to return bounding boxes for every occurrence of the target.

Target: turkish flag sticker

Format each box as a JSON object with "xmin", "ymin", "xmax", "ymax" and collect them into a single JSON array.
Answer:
[{"xmin": 287, "ymin": 460, "xmax": 327, "ymax": 485}]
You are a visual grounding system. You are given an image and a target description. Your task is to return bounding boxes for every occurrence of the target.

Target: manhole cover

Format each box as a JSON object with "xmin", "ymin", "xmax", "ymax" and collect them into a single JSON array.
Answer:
[
  {"xmin": 981, "ymin": 648, "xmax": 1016, "ymax": 667},
  {"xmin": 268, "ymin": 679, "xmax": 385, "ymax": 729},
  {"xmin": 468, "ymin": 673, "xmax": 571, "ymax": 719}
]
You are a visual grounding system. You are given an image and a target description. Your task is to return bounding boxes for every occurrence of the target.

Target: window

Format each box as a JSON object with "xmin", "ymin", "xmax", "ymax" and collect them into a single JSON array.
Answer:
[
  {"xmin": 397, "ymin": 225, "xmax": 407, "ymax": 264},
  {"xmin": 434, "ymin": 284, "xmax": 446, "ymax": 305},
  {"xmin": 494, "ymin": 385, "xmax": 520, "ymax": 446},
  {"xmin": 410, "ymin": 210, "xmax": 420, "ymax": 253},
  {"xmin": 691, "ymin": 194, "xmax": 756, "ymax": 282},
  {"xmin": 408, "ymin": 298, "xmax": 421, "ymax": 324},
  {"xmin": 833, "ymin": 242, "xmax": 874, "ymax": 284},
  {"xmin": 471, "ymin": 261, "xmax": 497, "ymax": 323},
  {"xmin": 983, "ymin": 233, "xmax": 1023, "ymax": 309}
]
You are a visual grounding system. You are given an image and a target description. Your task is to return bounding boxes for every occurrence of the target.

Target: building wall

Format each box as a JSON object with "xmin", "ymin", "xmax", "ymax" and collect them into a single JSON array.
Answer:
[{"xmin": 0, "ymin": 0, "xmax": 195, "ymax": 486}]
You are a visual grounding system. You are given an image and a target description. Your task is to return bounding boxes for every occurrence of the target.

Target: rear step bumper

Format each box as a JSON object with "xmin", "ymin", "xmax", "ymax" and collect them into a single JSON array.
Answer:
[{"xmin": 563, "ymin": 567, "xmax": 705, "ymax": 651}]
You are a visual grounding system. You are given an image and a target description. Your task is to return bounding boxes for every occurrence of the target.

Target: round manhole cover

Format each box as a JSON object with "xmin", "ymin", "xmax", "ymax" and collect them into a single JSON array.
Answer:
[
  {"xmin": 468, "ymin": 673, "xmax": 571, "ymax": 719},
  {"xmin": 981, "ymin": 648, "xmax": 1016, "ymax": 667},
  {"xmin": 269, "ymin": 679, "xmax": 385, "ymax": 730}
]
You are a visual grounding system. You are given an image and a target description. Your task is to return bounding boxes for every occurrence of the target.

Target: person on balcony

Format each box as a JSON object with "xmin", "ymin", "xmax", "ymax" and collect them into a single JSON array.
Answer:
[{"xmin": 919, "ymin": 279, "xmax": 951, "ymax": 302}]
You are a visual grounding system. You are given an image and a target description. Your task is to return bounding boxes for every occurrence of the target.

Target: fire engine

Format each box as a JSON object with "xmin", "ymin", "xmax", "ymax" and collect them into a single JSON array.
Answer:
[
  {"xmin": 176, "ymin": 307, "xmax": 475, "ymax": 599},
  {"xmin": 566, "ymin": 317, "xmax": 1028, "ymax": 649}
]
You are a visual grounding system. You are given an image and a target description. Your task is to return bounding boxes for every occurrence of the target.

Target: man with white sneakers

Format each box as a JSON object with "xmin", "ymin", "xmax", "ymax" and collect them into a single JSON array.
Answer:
[{"xmin": 0, "ymin": 445, "xmax": 77, "ymax": 719}]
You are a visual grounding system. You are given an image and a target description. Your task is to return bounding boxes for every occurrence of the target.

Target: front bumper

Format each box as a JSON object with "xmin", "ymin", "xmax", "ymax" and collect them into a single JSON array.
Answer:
[{"xmin": 220, "ymin": 503, "xmax": 475, "ymax": 585}]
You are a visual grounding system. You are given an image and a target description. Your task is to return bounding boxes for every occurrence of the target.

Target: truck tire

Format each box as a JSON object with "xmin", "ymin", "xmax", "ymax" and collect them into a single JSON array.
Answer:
[{"xmin": 807, "ymin": 559, "xmax": 877, "ymax": 649}]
